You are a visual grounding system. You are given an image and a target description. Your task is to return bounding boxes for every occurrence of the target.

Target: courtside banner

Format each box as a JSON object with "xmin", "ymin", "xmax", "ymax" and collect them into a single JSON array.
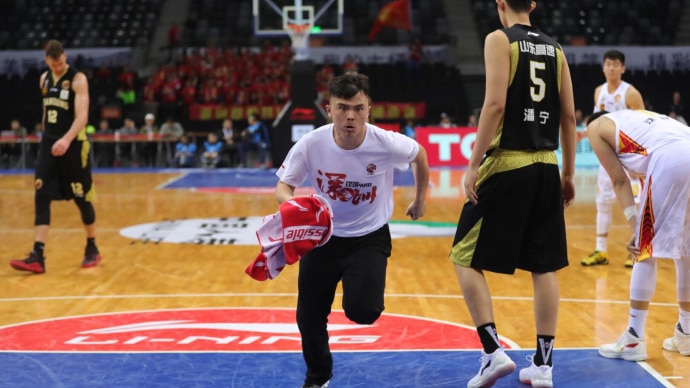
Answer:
[{"xmin": 416, "ymin": 126, "xmax": 476, "ymax": 167}]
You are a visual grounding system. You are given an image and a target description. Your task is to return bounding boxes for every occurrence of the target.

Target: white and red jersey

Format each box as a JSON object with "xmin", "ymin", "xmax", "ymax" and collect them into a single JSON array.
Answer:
[
  {"xmin": 277, "ymin": 123, "xmax": 419, "ymax": 237},
  {"xmin": 604, "ymin": 110, "xmax": 690, "ymax": 176},
  {"xmin": 594, "ymin": 81, "xmax": 632, "ymax": 113}
]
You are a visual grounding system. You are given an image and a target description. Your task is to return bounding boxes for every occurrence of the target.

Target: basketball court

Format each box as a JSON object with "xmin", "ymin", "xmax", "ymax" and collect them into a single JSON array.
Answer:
[{"xmin": 0, "ymin": 167, "xmax": 687, "ymax": 387}]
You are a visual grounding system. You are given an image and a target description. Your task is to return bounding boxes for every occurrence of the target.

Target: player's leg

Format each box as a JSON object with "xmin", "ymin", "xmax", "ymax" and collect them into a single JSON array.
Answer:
[
  {"xmin": 296, "ymin": 244, "xmax": 342, "ymax": 387},
  {"xmin": 663, "ymin": 257, "xmax": 690, "ymax": 356},
  {"xmin": 64, "ymin": 137, "xmax": 100, "ymax": 268},
  {"xmin": 10, "ymin": 138, "xmax": 57, "ymax": 273},
  {"xmin": 598, "ymin": 257, "xmax": 655, "ymax": 361},
  {"xmin": 582, "ymin": 165, "xmax": 614, "ymax": 266}
]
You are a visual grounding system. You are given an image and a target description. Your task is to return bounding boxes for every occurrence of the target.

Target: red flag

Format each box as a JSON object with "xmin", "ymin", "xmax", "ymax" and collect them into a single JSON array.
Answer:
[{"xmin": 368, "ymin": 0, "xmax": 411, "ymax": 42}]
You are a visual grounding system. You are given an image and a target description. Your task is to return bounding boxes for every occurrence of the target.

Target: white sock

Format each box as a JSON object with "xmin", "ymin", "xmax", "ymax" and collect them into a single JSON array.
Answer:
[
  {"xmin": 679, "ymin": 307, "xmax": 690, "ymax": 334},
  {"xmin": 595, "ymin": 236, "xmax": 608, "ymax": 253},
  {"xmin": 629, "ymin": 308, "xmax": 648, "ymax": 340},
  {"xmin": 595, "ymin": 202, "xmax": 612, "ymax": 252}
]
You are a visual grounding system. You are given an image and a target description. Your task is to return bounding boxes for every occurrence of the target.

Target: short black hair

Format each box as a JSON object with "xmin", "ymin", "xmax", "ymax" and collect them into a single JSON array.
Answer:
[
  {"xmin": 603, "ymin": 50, "xmax": 625, "ymax": 65},
  {"xmin": 505, "ymin": 0, "xmax": 533, "ymax": 12},
  {"xmin": 328, "ymin": 73, "xmax": 371, "ymax": 100},
  {"xmin": 586, "ymin": 110, "xmax": 610, "ymax": 126}
]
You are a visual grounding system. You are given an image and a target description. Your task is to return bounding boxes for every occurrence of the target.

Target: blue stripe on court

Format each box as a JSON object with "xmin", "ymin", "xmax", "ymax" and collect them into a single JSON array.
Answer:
[{"xmin": 0, "ymin": 349, "xmax": 669, "ymax": 387}]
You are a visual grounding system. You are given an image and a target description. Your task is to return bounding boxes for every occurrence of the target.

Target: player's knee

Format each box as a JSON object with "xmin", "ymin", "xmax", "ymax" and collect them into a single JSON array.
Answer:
[
  {"xmin": 74, "ymin": 197, "xmax": 96, "ymax": 225},
  {"xmin": 345, "ymin": 306, "xmax": 383, "ymax": 325}
]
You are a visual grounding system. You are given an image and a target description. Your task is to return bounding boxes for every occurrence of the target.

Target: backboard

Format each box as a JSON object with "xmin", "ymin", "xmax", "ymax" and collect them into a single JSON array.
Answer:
[{"xmin": 253, "ymin": 0, "xmax": 343, "ymax": 36}]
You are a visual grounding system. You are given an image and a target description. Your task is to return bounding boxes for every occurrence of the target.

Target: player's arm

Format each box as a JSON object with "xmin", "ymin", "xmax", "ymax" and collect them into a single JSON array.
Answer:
[
  {"xmin": 39, "ymin": 72, "xmax": 47, "ymax": 129},
  {"xmin": 62, "ymin": 72, "xmax": 89, "ymax": 143},
  {"xmin": 406, "ymin": 144, "xmax": 429, "ymax": 220},
  {"xmin": 579, "ymin": 85, "xmax": 603, "ymax": 141},
  {"xmin": 587, "ymin": 117, "xmax": 637, "ymax": 231},
  {"xmin": 558, "ymin": 50, "xmax": 577, "ymax": 206},
  {"xmin": 463, "ymin": 30, "xmax": 510, "ymax": 203},
  {"xmin": 275, "ymin": 180, "xmax": 296, "ymax": 204},
  {"xmin": 625, "ymin": 86, "xmax": 645, "ymax": 110}
]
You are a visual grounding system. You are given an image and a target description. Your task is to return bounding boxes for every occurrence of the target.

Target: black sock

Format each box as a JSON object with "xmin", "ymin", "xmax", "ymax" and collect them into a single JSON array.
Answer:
[
  {"xmin": 33, "ymin": 242, "xmax": 45, "ymax": 258},
  {"xmin": 477, "ymin": 323, "xmax": 500, "ymax": 354},
  {"xmin": 534, "ymin": 335, "xmax": 555, "ymax": 366},
  {"xmin": 86, "ymin": 237, "xmax": 98, "ymax": 253}
]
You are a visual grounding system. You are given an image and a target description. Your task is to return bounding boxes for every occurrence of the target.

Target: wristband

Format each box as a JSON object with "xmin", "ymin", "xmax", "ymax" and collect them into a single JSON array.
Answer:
[{"xmin": 623, "ymin": 205, "xmax": 637, "ymax": 221}]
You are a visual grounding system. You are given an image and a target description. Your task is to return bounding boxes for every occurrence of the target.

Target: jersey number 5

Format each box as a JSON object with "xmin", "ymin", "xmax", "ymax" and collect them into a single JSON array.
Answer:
[{"xmin": 529, "ymin": 61, "xmax": 546, "ymax": 102}]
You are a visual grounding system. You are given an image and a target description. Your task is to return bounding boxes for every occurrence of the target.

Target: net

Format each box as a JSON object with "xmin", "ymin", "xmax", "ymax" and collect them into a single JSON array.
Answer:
[{"xmin": 287, "ymin": 23, "xmax": 311, "ymax": 60}]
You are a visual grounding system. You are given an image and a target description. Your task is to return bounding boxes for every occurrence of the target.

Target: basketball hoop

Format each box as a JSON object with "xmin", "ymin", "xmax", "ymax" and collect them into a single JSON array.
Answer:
[{"xmin": 287, "ymin": 23, "xmax": 312, "ymax": 60}]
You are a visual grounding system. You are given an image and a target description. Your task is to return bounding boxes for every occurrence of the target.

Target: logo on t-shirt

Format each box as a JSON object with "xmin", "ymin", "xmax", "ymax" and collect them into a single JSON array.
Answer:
[{"xmin": 316, "ymin": 170, "xmax": 377, "ymax": 205}]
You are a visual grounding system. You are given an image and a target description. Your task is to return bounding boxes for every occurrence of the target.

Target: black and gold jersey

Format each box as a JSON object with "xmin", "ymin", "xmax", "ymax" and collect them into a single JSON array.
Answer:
[
  {"xmin": 490, "ymin": 24, "xmax": 564, "ymax": 152},
  {"xmin": 41, "ymin": 66, "xmax": 79, "ymax": 139}
]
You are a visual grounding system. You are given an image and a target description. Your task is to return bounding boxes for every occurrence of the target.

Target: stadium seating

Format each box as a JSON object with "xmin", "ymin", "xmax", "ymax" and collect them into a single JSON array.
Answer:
[{"xmin": 0, "ymin": 0, "xmax": 160, "ymax": 50}]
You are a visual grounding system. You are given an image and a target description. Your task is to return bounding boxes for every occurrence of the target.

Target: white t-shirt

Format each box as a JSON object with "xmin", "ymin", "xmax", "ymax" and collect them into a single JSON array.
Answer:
[
  {"xmin": 594, "ymin": 81, "xmax": 631, "ymax": 113},
  {"xmin": 605, "ymin": 110, "xmax": 690, "ymax": 176},
  {"xmin": 277, "ymin": 123, "xmax": 419, "ymax": 237}
]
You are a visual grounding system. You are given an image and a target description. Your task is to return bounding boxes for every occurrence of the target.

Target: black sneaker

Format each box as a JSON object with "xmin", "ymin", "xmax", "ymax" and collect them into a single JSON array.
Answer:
[
  {"xmin": 10, "ymin": 252, "xmax": 46, "ymax": 274},
  {"xmin": 82, "ymin": 250, "xmax": 101, "ymax": 268}
]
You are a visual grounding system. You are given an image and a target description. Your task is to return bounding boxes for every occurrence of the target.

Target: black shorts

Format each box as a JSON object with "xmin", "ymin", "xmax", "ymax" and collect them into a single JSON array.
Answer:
[
  {"xmin": 450, "ymin": 150, "xmax": 568, "ymax": 274},
  {"xmin": 35, "ymin": 136, "xmax": 95, "ymax": 202}
]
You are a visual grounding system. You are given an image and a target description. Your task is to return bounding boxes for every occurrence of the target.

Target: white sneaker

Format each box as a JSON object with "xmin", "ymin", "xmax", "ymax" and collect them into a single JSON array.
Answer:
[
  {"xmin": 662, "ymin": 323, "xmax": 690, "ymax": 356},
  {"xmin": 598, "ymin": 328, "xmax": 648, "ymax": 361},
  {"xmin": 518, "ymin": 356, "xmax": 553, "ymax": 388},
  {"xmin": 467, "ymin": 348, "xmax": 516, "ymax": 388}
]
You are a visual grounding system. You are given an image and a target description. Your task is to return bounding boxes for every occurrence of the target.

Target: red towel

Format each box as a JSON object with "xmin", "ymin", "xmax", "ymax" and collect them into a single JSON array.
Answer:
[{"xmin": 245, "ymin": 195, "xmax": 333, "ymax": 281}]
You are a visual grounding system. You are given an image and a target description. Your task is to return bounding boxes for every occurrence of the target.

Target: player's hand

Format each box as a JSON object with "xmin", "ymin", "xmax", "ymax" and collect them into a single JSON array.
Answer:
[
  {"xmin": 561, "ymin": 176, "xmax": 575, "ymax": 208},
  {"xmin": 626, "ymin": 234, "xmax": 640, "ymax": 260},
  {"xmin": 405, "ymin": 200, "xmax": 426, "ymax": 220},
  {"xmin": 51, "ymin": 137, "xmax": 71, "ymax": 156},
  {"xmin": 463, "ymin": 165, "xmax": 479, "ymax": 204}
]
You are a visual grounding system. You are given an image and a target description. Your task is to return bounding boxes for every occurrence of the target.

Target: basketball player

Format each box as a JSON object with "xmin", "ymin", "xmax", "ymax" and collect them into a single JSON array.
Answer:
[
  {"xmin": 586, "ymin": 109, "xmax": 690, "ymax": 361},
  {"xmin": 275, "ymin": 73, "xmax": 429, "ymax": 388},
  {"xmin": 10, "ymin": 40, "xmax": 100, "ymax": 274},
  {"xmin": 450, "ymin": 1, "xmax": 576, "ymax": 387},
  {"xmin": 581, "ymin": 50, "xmax": 644, "ymax": 268}
]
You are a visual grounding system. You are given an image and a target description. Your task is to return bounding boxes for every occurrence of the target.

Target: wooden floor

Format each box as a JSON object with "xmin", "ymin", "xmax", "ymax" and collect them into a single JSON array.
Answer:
[{"xmin": 0, "ymin": 169, "xmax": 688, "ymax": 387}]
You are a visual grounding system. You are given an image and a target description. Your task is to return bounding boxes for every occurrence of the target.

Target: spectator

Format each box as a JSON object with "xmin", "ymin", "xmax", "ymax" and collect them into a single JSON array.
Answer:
[
  {"xmin": 2, "ymin": 119, "xmax": 28, "ymax": 167},
  {"xmin": 138, "ymin": 113, "xmax": 159, "ymax": 167},
  {"xmin": 173, "ymin": 134, "xmax": 196, "ymax": 167},
  {"xmin": 671, "ymin": 91, "xmax": 685, "ymax": 118},
  {"xmin": 403, "ymin": 119, "xmax": 416, "ymax": 139},
  {"xmin": 669, "ymin": 111, "xmax": 688, "ymax": 126},
  {"xmin": 219, "ymin": 119, "xmax": 238, "ymax": 167},
  {"xmin": 201, "ymin": 132, "xmax": 222, "ymax": 168},
  {"xmin": 116, "ymin": 117, "xmax": 138, "ymax": 167},
  {"xmin": 94, "ymin": 119, "xmax": 115, "ymax": 167},
  {"xmin": 238, "ymin": 113, "xmax": 271, "ymax": 168},
  {"xmin": 439, "ymin": 112, "xmax": 455, "ymax": 128},
  {"xmin": 159, "ymin": 116, "xmax": 184, "ymax": 140},
  {"xmin": 467, "ymin": 113, "xmax": 478, "ymax": 127}
]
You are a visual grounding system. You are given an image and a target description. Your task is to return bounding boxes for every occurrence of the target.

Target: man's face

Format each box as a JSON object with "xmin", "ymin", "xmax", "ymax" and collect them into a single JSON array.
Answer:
[
  {"xmin": 602, "ymin": 59, "xmax": 625, "ymax": 81},
  {"xmin": 327, "ymin": 91, "xmax": 370, "ymax": 139},
  {"xmin": 46, "ymin": 54, "xmax": 67, "ymax": 75}
]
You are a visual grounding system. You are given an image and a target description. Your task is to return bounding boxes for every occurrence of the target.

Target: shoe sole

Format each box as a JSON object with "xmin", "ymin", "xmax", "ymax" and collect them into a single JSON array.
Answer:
[
  {"xmin": 520, "ymin": 378, "xmax": 553, "ymax": 388},
  {"xmin": 471, "ymin": 362, "xmax": 516, "ymax": 388},
  {"xmin": 81, "ymin": 255, "xmax": 101, "ymax": 268},
  {"xmin": 598, "ymin": 348, "xmax": 647, "ymax": 361},
  {"xmin": 9, "ymin": 262, "xmax": 45, "ymax": 274},
  {"xmin": 580, "ymin": 259, "xmax": 609, "ymax": 266},
  {"xmin": 663, "ymin": 339, "xmax": 690, "ymax": 356}
]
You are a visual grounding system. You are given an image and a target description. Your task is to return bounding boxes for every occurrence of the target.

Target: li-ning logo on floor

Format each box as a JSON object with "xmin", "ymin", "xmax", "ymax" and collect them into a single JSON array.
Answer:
[{"xmin": 0, "ymin": 308, "xmax": 518, "ymax": 352}]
